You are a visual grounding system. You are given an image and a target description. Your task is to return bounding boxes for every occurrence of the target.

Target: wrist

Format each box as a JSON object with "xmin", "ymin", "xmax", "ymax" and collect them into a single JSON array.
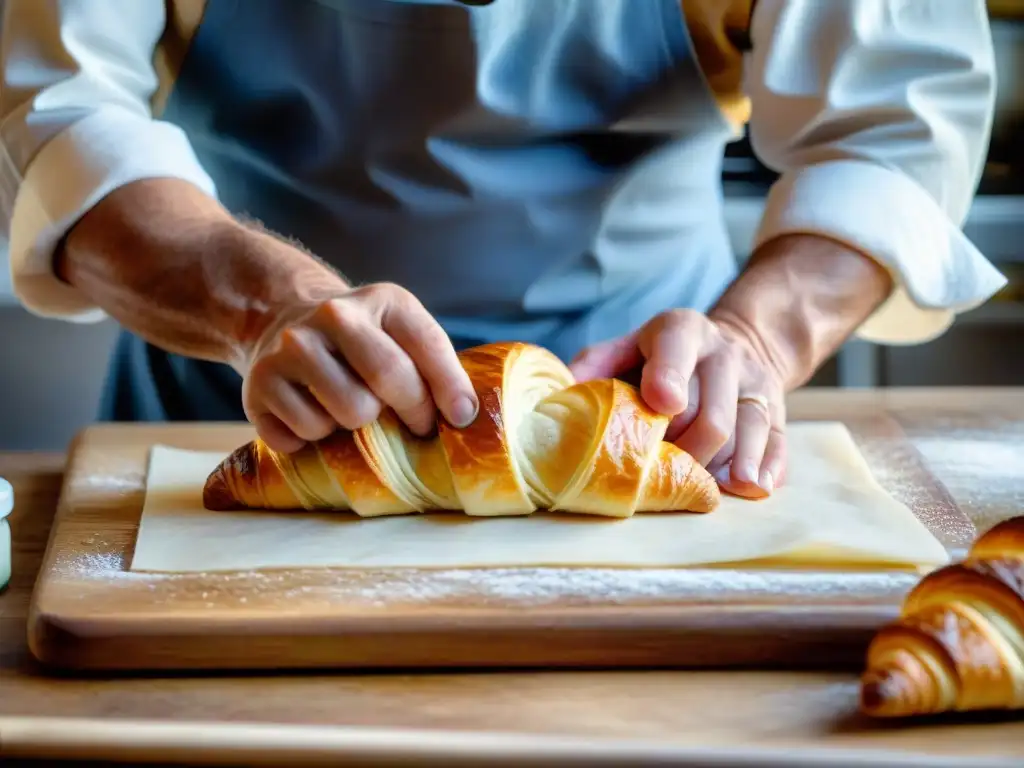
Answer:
[
  {"xmin": 215, "ymin": 220, "xmax": 352, "ymax": 366},
  {"xmin": 709, "ymin": 234, "xmax": 893, "ymax": 389},
  {"xmin": 59, "ymin": 178, "xmax": 350, "ymax": 369}
]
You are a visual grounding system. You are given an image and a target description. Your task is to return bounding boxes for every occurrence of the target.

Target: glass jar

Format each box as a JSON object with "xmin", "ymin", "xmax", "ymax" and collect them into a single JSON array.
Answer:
[{"xmin": 0, "ymin": 478, "xmax": 11, "ymax": 592}]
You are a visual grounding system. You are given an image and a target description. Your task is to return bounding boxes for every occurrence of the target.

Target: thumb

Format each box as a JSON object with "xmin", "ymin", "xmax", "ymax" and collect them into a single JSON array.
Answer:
[{"xmin": 569, "ymin": 332, "xmax": 642, "ymax": 382}]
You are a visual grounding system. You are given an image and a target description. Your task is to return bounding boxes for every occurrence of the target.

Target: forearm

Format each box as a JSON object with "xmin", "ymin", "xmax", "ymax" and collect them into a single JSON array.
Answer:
[
  {"xmin": 709, "ymin": 234, "xmax": 893, "ymax": 390},
  {"xmin": 57, "ymin": 178, "xmax": 349, "ymax": 370}
]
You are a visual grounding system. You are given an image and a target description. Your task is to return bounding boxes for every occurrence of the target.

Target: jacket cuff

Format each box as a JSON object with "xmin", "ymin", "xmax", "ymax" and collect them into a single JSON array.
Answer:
[
  {"xmin": 6, "ymin": 107, "xmax": 217, "ymax": 322},
  {"xmin": 752, "ymin": 159, "xmax": 1008, "ymax": 345}
]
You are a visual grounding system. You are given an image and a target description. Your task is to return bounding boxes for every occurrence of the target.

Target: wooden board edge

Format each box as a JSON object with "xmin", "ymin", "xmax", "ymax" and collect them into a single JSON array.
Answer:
[
  {"xmin": 2, "ymin": 716, "xmax": 1019, "ymax": 767},
  {"xmin": 25, "ymin": 602, "xmax": 896, "ymax": 672}
]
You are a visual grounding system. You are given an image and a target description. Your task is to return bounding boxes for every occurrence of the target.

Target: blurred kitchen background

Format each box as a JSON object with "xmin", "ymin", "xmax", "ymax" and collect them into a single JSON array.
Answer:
[{"xmin": 1, "ymin": 1, "xmax": 1023, "ymax": 451}]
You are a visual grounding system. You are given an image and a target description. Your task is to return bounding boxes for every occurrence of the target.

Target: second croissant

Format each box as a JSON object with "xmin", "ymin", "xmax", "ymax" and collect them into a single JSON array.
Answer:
[
  {"xmin": 861, "ymin": 515, "xmax": 1024, "ymax": 718},
  {"xmin": 203, "ymin": 341, "xmax": 720, "ymax": 518}
]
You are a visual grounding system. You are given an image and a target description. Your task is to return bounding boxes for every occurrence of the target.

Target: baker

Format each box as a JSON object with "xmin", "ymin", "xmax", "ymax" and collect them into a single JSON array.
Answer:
[{"xmin": 0, "ymin": 0, "xmax": 1005, "ymax": 500}]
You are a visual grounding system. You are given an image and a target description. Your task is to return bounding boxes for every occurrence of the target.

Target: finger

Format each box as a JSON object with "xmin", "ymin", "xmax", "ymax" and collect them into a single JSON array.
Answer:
[
  {"xmin": 673, "ymin": 353, "xmax": 739, "ymax": 466},
  {"xmin": 706, "ymin": 430, "xmax": 736, "ymax": 478},
  {"xmin": 664, "ymin": 376, "xmax": 701, "ymax": 443},
  {"xmin": 762, "ymin": 394, "xmax": 788, "ymax": 489},
  {"xmin": 760, "ymin": 426, "xmax": 788, "ymax": 491},
  {"xmin": 253, "ymin": 412, "xmax": 306, "ymax": 455},
  {"xmin": 277, "ymin": 327, "xmax": 382, "ymax": 431},
  {"xmin": 258, "ymin": 377, "xmax": 336, "ymax": 448},
  {"xmin": 569, "ymin": 332, "xmax": 642, "ymax": 382},
  {"xmin": 723, "ymin": 395, "xmax": 774, "ymax": 499},
  {"xmin": 331, "ymin": 321, "xmax": 437, "ymax": 437},
  {"xmin": 380, "ymin": 299, "xmax": 479, "ymax": 429},
  {"xmin": 638, "ymin": 310, "xmax": 711, "ymax": 416}
]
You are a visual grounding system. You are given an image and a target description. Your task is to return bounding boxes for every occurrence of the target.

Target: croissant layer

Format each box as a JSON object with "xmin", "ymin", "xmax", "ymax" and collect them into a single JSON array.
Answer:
[
  {"xmin": 203, "ymin": 341, "xmax": 719, "ymax": 518},
  {"xmin": 860, "ymin": 516, "xmax": 1024, "ymax": 717}
]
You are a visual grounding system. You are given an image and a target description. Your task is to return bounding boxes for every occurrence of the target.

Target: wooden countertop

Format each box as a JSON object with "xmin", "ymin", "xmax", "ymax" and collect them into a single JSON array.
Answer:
[{"xmin": 2, "ymin": 388, "xmax": 1024, "ymax": 767}]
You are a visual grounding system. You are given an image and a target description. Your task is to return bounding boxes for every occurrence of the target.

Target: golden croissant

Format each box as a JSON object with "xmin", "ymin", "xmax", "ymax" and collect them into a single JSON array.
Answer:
[
  {"xmin": 860, "ymin": 515, "xmax": 1024, "ymax": 717},
  {"xmin": 203, "ymin": 341, "xmax": 720, "ymax": 518}
]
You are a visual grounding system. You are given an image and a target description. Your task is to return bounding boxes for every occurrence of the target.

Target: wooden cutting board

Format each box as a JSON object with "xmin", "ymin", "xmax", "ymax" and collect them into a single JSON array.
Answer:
[{"xmin": 26, "ymin": 414, "xmax": 974, "ymax": 673}]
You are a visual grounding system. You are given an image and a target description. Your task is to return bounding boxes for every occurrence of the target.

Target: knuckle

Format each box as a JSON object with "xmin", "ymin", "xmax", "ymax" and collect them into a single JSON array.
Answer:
[
  {"xmin": 278, "ymin": 326, "xmax": 318, "ymax": 361},
  {"xmin": 661, "ymin": 308, "xmax": 701, "ymax": 330},
  {"xmin": 386, "ymin": 281, "xmax": 415, "ymax": 304},
  {"xmin": 349, "ymin": 283, "xmax": 380, "ymax": 302},
  {"xmin": 363, "ymin": 281, "xmax": 413, "ymax": 308},
  {"xmin": 649, "ymin": 311, "xmax": 679, "ymax": 336},
  {"xmin": 673, "ymin": 307, "xmax": 702, "ymax": 323},
  {"xmin": 315, "ymin": 297, "xmax": 360, "ymax": 330}
]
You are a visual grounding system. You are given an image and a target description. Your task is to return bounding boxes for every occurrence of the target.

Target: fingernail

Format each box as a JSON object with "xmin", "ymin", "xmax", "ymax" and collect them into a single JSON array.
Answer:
[
  {"xmin": 734, "ymin": 461, "xmax": 758, "ymax": 485},
  {"xmin": 759, "ymin": 469, "xmax": 775, "ymax": 494},
  {"xmin": 450, "ymin": 395, "xmax": 478, "ymax": 428},
  {"xmin": 713, "ymin": 465, "xmax": 732, "ymax": 487}
]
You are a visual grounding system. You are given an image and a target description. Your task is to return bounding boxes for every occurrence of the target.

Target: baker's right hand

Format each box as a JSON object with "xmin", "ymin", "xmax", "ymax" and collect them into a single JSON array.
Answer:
[{"xmin": 242, "ymin": 282, "xmax": 479, "ymax": 454}]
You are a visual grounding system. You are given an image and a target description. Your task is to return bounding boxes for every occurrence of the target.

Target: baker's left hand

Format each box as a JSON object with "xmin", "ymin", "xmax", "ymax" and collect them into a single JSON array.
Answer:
[{"xmin": 570, "ymin": 309, "xmax": 786, "ymax": 500}]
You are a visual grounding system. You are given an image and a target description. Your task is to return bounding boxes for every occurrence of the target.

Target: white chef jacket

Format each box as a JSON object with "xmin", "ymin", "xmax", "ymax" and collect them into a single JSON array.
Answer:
[{"xmin": 0, "ymin": 0, "xmax": 1008, "ymax": 348}]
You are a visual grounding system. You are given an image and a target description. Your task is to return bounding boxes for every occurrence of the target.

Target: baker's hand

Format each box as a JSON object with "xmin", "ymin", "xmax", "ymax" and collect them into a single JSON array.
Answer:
[
  {"xmin": 243, "ymin": 282, "xmax": 479, "ymax": 454},
  {"xmin": 569, "ymin": 309, "xmax": 786, "ymax": 499}
]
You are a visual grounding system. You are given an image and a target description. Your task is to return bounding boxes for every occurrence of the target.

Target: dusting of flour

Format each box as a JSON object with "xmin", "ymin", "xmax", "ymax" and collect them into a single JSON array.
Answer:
[{"xmin": 55, "ymin": 548, "xmax": 922, "ymax": 610}]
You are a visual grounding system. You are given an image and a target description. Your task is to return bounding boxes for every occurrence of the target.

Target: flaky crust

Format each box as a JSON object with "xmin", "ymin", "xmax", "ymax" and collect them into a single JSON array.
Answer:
[
  {"xmin": 860, "ymin": 515, "xmax": 1024, "ymax": 717},
  {"xmin": 203, "ymin": 341, "xmax": 719, "ymax": 518}
]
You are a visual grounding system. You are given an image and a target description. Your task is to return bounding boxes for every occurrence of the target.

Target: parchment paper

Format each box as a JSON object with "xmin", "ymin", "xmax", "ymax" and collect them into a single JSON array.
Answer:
[{"xmin": 130, "ymin": 422, "xmax": 950, "ymax": 573}]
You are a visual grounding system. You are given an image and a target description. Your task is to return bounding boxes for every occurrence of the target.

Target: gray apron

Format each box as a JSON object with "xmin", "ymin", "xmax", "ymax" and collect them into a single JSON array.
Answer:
[{"xmin": 100, "ymin": 0, "xmax": 738, "ymax": 422}]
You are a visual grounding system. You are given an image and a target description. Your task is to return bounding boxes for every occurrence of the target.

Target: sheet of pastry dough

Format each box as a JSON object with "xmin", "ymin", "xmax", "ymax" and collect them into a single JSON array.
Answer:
[{"xmin": 130, "ymin": 422, "xmax": 949, "ymax": 573}]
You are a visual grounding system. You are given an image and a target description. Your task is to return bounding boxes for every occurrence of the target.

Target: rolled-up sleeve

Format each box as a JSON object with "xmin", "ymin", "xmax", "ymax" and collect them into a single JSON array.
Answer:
[
  {"xmin": 0, "ymin": 0, "xmax": 217, "ymax": 322},
  {"xmin": 746, "ymin": 0, "xmax": 1008, "ymax": 344}
]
